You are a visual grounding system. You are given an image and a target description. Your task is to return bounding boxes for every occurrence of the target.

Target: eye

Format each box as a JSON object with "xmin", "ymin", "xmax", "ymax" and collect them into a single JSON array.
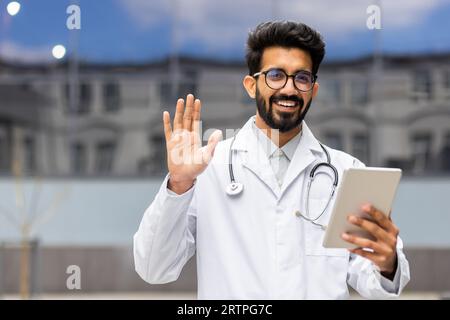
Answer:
[
  {"xmin": 295, "ymin": 72, "xmax": 312, "ymax": 84},
  {"xmin": 266, "ymin": 69, "xmax": 285, "ymax": 81}
]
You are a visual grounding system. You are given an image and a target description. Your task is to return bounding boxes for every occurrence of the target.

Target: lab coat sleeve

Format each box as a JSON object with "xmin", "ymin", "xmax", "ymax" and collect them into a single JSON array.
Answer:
[
  {"xmin": 346, "ymin": 158, "xmax": 411, "ymax": 298},
  {"xmin": 133, "ymin": 174, "xmax": 197, "ymax": 284},
  {"xmin": 347, "ymin": 236, "xmax": 410, "ymax": 299}
]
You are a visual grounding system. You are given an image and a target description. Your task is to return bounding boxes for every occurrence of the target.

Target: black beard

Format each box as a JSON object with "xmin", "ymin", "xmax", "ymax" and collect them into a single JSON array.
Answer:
[{"xmin": 255, "ymin": 86, "xmax": 313, "ymax": 133}]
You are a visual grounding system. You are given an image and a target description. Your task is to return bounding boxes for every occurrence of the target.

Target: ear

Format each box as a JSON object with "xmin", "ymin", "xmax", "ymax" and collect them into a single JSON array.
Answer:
[
  {"xmin": 243, "ymin": 75, "xmax": 256, "ymax": 99},
  {"xmin": 311, "ymin": 81, "xmax": 319, "ymax": 99}
]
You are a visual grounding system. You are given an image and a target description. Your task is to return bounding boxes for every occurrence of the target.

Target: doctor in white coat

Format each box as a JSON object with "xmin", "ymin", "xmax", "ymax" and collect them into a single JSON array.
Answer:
[{"xmin": 134, "ymin": 21, "xmax": 410, "ymax": 299}]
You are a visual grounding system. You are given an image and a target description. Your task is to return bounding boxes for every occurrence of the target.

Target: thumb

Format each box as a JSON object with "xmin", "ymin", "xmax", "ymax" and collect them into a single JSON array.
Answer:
[{"xmin": 204, "ymin": 130, "xmax": 223, "ymax": 162}]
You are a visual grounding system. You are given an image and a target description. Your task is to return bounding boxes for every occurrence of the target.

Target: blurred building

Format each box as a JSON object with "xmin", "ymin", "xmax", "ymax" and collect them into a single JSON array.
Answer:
[
  {"xmin": 1, "ymin": 54, "xmax": 450, "ymax": 296},
  {"xmin": 0, "ymin": 53, "xmax": 450, "ymax": 177}
]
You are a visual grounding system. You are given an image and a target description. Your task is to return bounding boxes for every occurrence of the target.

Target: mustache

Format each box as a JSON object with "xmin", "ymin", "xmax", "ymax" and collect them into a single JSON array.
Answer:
[{"xmin": 270, "ymin": 95, "xmax": 304, "ymax": 107}]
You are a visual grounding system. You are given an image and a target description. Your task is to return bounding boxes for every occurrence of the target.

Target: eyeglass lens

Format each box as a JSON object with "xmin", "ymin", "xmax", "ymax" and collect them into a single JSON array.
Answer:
[{"xmin": 265, "ymin": 68, "xmax": 314, "ymax": 91}]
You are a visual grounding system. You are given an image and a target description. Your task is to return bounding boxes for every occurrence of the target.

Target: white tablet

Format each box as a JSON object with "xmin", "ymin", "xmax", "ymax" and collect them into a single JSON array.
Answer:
[{"xmin": 322, "ymin": 167, "xmax": 402, "ymax": 249}]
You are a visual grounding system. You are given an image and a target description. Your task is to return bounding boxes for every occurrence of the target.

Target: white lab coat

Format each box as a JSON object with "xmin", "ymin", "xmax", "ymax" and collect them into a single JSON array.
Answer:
[{"xmin": 134, "ymin": 117, "xmax": 410, "ymax": 299}]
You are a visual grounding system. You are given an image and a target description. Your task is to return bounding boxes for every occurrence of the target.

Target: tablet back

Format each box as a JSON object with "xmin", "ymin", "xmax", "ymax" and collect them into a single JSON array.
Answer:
[{"xmin": 322, "ymin": 167, "xmax": 402, "ymax": 249}]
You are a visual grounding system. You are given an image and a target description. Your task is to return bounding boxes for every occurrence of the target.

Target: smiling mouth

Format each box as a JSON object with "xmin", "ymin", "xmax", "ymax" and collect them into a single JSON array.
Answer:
[{"xmin": 272, "ymin": 99, "xmax": 300, "ymax": 111}]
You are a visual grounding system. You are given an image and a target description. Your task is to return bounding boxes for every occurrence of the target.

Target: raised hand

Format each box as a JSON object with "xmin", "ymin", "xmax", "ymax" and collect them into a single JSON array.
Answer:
[{"xmin": 163, "ymin": 94, "xmax": 222, "ymax": 194}]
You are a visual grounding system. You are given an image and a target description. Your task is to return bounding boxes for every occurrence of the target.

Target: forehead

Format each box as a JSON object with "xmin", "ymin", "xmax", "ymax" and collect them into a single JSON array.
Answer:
[{"xmin": 260, "ymin": 46, "xmax": 313, "ymax": 73}]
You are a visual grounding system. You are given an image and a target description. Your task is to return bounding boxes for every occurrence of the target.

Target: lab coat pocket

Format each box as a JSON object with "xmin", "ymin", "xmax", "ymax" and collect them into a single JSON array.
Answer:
[
  {"xmin": 304, "ymin": 199, "xmax": 347, "ymax": 257},
  {"xmin": 303, "ymin": 199, "xmax": 350, "ymax": 298}
]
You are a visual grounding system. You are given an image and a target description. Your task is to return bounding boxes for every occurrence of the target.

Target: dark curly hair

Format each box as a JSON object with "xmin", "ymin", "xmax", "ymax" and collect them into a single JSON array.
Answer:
[{"xmin": 245, "ymin": 21, "xmax": 326, "ymax": 76}]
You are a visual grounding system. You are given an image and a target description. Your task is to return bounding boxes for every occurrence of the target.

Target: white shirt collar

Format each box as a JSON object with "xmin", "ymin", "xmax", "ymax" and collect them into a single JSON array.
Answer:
[
  {"xmin": 251, "ymin": 120, "xmax": 301, "ymax": 161},
  {"xmin": 232, "ymin": 116, "xmax": 324, "ymax": 156}
]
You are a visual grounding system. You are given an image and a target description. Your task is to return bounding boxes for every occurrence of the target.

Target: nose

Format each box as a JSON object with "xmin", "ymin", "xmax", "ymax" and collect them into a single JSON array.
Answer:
[{"xmin": 279, "ymin": 76, "xmax": 298, "ymax": 95}]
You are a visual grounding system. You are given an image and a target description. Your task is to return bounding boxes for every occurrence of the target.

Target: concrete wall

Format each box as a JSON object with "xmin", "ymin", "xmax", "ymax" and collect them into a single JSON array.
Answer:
[
  {"xmin": 0, "ymin": 245, "xmax": 449, "ymax": 295},
  {"xmin": 0, "ymin": 245, "xmax": 196, "ymax": 295}
]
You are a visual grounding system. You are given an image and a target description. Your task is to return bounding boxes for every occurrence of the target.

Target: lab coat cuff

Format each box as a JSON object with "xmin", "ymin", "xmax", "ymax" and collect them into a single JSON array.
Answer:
[
  {"xmin": 378, "ymin": 262, "xmax": 400, "ymax": 294},
  {"xmin": 377, "ymin": 247, "xmax": 406, "ymax": 295}
]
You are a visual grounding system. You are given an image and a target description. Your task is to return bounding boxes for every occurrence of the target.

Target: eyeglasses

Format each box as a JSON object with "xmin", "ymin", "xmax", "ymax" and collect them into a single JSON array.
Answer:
[{"xmin": 253, "ymin": 68, "xmax": 317, "ymax": 92}]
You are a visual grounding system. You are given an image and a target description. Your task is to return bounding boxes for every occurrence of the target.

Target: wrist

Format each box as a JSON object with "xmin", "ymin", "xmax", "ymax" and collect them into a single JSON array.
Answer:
[
  {"xmin": 381, "ymin": 255, "xmax": 398, "ymax": 280},
  {"xmin": 168, "ymin": 176, "xmax": 195, "ymax": 194}
]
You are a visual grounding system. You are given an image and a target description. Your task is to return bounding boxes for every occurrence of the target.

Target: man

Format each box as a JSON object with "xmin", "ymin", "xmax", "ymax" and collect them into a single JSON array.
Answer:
[{"xmin": 134, "ymin": 21, "xmax": 410, "ymax": 299}]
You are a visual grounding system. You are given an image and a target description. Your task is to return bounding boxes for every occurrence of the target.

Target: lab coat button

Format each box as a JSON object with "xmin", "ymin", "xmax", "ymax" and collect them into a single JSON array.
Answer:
[{"xmin": 295, "ymin": 210, "xmax": 302, "ymax": 217}]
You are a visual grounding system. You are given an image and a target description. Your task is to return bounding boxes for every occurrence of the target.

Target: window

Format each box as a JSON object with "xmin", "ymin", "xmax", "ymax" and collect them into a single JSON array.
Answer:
[
  {"xmin": 71, "ymin": 142, "xmax": 87, "ymax": 174},
  {"xmin": 159, "ymin": 71, "xmax": 198, "ymax": 108},
  {"xmin": 441, "ymin": 132, "xmax": 450, "ymax": 172},
  {"xmin": 0, "ymin": 129, "xmax": 9, "ymax": 172},
  {"xmin": 444, "ymin": 70, "xmax": 450, "ymax": 90},
  {"xmin": 159, "ymin": 81, "xmax": 172, "ymax": 108},
  {"xmin": 103, "ymin": 82, "xmax": 121, "ymax": 112},
  {"xmin": 23, "ymin": 136, "xmax": 36, "ymax": 173},
  {"xmin": 411, "ymin": 133, "xmax": 432, "ymax": 174},
  {"xmin": 241, "ymin": 87, "xmax": 254, "ymax": 105},
  {"xmin": 79, "ymin": 83, "xmax": 92, "ymax": 113},
  {"xmin": 178, "ymin": 81, "xmax": 197, "ymax": 100},
  {"xmin": 160, "ymin": 80, "xmax": 197, "ymax": 109},
  {"xmin": 96, "ymin": 141, "xmax": 116, "ymax": 174},
  {"xmin": 324, "ymin": 132, "xmax": 343, "ymax": 150},
  {"xmin": 412, "ymin": 70, "xmax": 433, "ymax": 101},
  {"xmin": 149, "ymin": 135, "xmax": 165, "ymax": 174},
  {"xmin": 352, "ymin": 133, "xmax": 369, "ymax": 164},
  {"xmin": 317, "ymin": 79, "xmax": 341, "ymax": 107},
  {"xmin": 20, "ymin": 83, "xmax": 31, "ymax": 91},
  {"xmin": 444, "ymin": 71, "xmax": 450, "ymax": 100},
  {"xmin": 350, "ymin": 79, "xmax": 368, "ymax": 106},
  {"xmin": 64, "ymin": 82, "xmax": 92, "ymax": 114}
]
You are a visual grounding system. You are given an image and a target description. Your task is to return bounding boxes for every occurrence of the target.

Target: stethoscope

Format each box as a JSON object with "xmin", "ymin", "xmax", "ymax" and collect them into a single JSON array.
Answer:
[{"xmin": 226, "ymin": 135, "xmax": 339, "ymax": 229}]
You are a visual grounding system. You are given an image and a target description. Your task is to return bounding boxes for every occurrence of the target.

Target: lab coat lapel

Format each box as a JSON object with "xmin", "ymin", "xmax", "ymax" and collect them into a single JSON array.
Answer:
[
  {"xmin": 280, "ymin": 121, "xmax": 323, "ymax": 197},
  {"xmin": 232, "ymin": 118, "xmax": 281, "ymax": 198}
]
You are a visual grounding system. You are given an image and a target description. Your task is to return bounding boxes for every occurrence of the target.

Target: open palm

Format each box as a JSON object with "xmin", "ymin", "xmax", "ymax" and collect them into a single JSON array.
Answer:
[{"xmin": 163, "ymin": 94, "xmax": 222, "ymax": 193}]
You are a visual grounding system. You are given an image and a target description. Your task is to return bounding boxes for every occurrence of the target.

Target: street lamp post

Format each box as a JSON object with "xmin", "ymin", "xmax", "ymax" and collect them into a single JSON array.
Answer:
[
  {"xmin": 170, "ymin": 0, "xmax": 180, "ymax": 105},
  {"xmin": 371, "ymin": 0, "xmax": 383, "ymax": 167},
  {"xmin": 0, "ymin": 1, "xmax": 70, "ymax": 299}
]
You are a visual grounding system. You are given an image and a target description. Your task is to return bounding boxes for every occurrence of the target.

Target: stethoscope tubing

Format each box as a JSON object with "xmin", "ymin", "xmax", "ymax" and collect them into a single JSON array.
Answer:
[{"xmin": 226, "ymin": 135, "xmax": 339, "ymax": 205}]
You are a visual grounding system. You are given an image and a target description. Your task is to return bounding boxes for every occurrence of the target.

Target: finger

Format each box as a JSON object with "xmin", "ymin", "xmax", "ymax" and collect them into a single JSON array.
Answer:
[
  {"xmin": 183, "ymin": 94, "xmax": 194, "ymax": 131},
  {"xmin": 349, "ymin": 248, "xmax": 380, "ymax": 263},
  {"xmin": 347, "ymin": 215, "xmax": 390, "ymax": 241},
  {"xmin": 341, "ymin": 233, "xmax": 385, "ymax": 253},
  {"xmin": 192, "ymin": 99, "xmax": 202, "ymax": 130},
  {"xmin": 361, "ymin": 204, "xmax": 390, "ymax": 229},
  {"xmin": 173, "ymin": 98, "xmax": 185, "ymax": 131},
  {"xmin": 163, "ymin": 111, "xmax": 172, "ymax": 142},
  {"xmin": 192, "ymin": 99, "xmax": 202, "ymax": 146},
  {"xmin": 362, "ymin": 204, "xmax": 398, "ymax": 234},
  {"xmin": 193, "ymin": 98, "xmax": 202, "ymax": 122}
]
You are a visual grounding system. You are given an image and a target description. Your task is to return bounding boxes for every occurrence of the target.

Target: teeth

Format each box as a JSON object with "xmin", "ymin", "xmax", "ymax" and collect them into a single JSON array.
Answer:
[{"xmin": 276, "ymin": 100, "xmax": 296, "ymax": 107}]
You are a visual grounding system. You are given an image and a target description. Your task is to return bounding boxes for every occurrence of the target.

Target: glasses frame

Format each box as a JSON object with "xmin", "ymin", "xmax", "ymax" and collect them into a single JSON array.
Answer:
[{"xmin": 253, "ymin": 68, "xmax": 318, "ymax": 92}]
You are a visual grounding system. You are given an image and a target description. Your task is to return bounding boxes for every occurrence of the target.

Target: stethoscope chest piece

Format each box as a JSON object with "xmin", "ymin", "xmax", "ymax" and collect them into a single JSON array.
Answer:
[{"xmin": 226, "ymin": 182, "xmax": 244, "ymax": 196}]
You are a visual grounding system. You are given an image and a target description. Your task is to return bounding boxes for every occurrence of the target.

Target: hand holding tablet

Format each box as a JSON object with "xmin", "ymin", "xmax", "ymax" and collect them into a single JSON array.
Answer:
[
  {"xmin": 323, "ymin": 167, "xmax": 402, "ymax": 249},
  {"xmin": 321, "ymin": 167, "xmax": 402, "ymax": 278}
]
